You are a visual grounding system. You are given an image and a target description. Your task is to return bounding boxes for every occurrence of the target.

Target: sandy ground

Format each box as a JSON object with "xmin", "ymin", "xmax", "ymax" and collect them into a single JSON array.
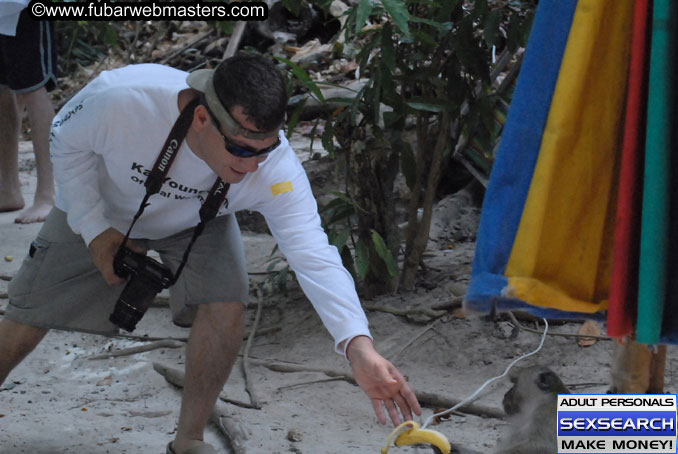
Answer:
[{"xmin": 2, "ymin": 142, "xmax": 677, "ymax": 454}]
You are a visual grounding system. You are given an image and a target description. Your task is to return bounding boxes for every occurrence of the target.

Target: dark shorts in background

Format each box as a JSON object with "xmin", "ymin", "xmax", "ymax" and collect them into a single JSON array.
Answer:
[
  {"xmin": 4, "ymin": 208, "xmax": 249, "ymax": 334},
  {"xmin": 0, "ymin": 8, "xmax": 57, "ymax": 93}
]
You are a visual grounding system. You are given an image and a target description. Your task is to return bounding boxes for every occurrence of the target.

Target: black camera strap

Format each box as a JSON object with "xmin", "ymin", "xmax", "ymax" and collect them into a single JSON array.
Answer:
[
  {"xmin": 170, "ymin": 177, "xmax": 230, "ymax": 284},
  {"xmin": 121, "ymin": 96, "xmax": 230, "ymax": 286}
]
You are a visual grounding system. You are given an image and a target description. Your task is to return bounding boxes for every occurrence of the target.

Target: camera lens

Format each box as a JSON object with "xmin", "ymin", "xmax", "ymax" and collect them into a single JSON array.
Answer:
[{"xmin": 109, "ymin": 275, "xmax": 163, "ymax": 332}]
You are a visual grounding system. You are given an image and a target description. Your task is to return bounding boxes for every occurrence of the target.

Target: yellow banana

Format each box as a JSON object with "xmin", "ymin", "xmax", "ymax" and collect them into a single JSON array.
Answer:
[{"xmin": 381, "ymin": 420, "xmax": 451, "ymax": 454}]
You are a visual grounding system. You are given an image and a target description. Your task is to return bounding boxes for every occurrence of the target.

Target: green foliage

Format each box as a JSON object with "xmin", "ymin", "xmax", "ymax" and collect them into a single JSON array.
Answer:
[
  {"xmin": 371, "ymin": 230, "xmax": 398, "ymax": 277},
  {"xmin": 281, "ymin": 0, "xmax": 537, "ymax": 294},
  {"xmin": 319, "ymin": 192, "xmax": 357, "ymax": 276},
  {"xmin": 55, "ymin": 20, "xmax": 121, "ymax": 73},
  {"xmin": 317, "ymin": 192, "xmax": 398, "ymax": 283},
  {"xmin": 263, "ymin": 245, "xmax": 296, "ymax": 296}
]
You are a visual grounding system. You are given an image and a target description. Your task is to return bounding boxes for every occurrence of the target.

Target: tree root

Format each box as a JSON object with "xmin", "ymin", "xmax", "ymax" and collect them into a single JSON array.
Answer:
[
  {"xmin": 362, "ymin": 302, "xmax": 447, "ymax": 320},
  {"xmin": 416, "ymin": 391, "xmax": 505, "ymax": 420},
  {"xmin": 507, "ymin": 311, "xmax": 611, "ymax": 341},
  {"xmin": 249, "ymin": 359, "xmax": 505, "ymax": 420},
  {"xmin": 87, "ymin": 339, "xmax": 185, "ymax": 360},
  {"xmin": 242, "ymin": 285, "xmax": 265, "ymax": 409},
  {"xmin": 215, "ymin": 410, "xmax": 250, "ymax": 454},
  {"xmin": 152, "ymin": 362, "xmax": 259, "ymax": 411},
  {"xmin": 386, "ymin": 318, "xmax": 442, "ymax": 361}
]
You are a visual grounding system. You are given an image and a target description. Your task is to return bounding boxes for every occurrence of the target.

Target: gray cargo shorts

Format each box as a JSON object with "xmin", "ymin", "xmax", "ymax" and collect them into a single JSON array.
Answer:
[{"xmin": 4, "ymin": 208, "xmax": 249, "ymax": 333}]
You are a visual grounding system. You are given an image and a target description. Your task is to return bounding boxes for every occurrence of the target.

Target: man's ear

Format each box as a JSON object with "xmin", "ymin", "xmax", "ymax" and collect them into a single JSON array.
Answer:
[{"xmin": 191, "ymin": 104, "xmax": 211, "ymax": 131}]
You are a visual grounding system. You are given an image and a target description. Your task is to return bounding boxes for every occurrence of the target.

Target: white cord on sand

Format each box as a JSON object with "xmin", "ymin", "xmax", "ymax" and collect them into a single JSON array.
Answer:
[{"xmin": 421, "ymin": 316, "xmax": 549, "ymax": 429}]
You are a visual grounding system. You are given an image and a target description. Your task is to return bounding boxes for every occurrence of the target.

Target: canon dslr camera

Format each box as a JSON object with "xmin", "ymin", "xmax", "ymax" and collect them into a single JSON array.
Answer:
[{"xmin": 109, "ymin": 247, "xmax": 173, "ymax": 332}]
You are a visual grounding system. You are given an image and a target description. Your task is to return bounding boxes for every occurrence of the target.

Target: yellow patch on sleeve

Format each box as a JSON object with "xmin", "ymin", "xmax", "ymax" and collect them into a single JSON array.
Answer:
[{"xmin": 270, "ymin": 181, "xmax": 293, "ymax": 196}]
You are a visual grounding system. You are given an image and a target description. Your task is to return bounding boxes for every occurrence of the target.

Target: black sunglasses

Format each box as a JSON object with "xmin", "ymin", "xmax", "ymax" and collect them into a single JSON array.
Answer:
[{"xmin": 206, "ymin": 107, "xmax": 280, "ymax": 158}]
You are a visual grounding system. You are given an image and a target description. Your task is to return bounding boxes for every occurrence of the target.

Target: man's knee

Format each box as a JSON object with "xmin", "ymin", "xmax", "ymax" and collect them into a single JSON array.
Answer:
[{"xmin": 194, "ymin": 301, "xmax": 245, "ymax": 325}]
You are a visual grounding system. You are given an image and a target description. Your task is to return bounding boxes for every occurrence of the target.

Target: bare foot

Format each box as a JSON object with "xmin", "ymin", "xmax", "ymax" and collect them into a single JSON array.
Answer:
[
  {"xmin": 0, "ymin": 189, "xmax": 25, "ymax": 213},
  {"xmin": 14, "ymin": 200, "xmax": 52, "ymax": 224}
]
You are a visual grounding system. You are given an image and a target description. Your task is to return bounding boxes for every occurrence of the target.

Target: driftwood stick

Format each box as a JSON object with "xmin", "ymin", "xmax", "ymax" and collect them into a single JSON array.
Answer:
[
  {"xmin": 158, "ymin": 29, "xmax": 215, "ymax": 64},
  {"xmin": 114, "ymin": 333, "xmax": 188, "ymax": 342},
  {"xmin": 566, "ymin": 382, "xmax": 609, "ymax": 390},
  {"xmin": 111, "ymin": 326, "xmax": 279, "ymax": 343},
  {"xmin": 387, "ymin": 319, "xmax": 441, "ymax": 361},
  {"xmin": 87, "ymin": 339, "xmax": 185, "ymax": 360},
  {"xmin": 242, "ymin": 286, "xmax": 264, "ymax": 409},
  {"xmin": 153, "ymin": 362, "xmax": 186, "ymax": 387},
  {"xmin": 250, "ymin": 359, "xmax": 505, "ymax": 420},
  {"xmin": 224, "ymin": 21, "xmax": 247, "ymax": 59},
  {"xmin": 507, "ymin": 311, "xmax": 611, "ymax": 341},
  {"xmin": 431, "ymin": 296, "xmax": 463, "ymax": 311},
  {"xmin": 152, "ymin": 362, "xmax": 259, "ymax": 410},
  {"xmin": 216, "ymin": 411, "xmax": 249, "ymax": 454},
  {"xmin": 416, "ymin": 391, "xmax": 505, "ymax": 420},
  {"xmin": 362, "ymin": 303, "xmax": 447, "ymax": 320},
  {"xmin": 254, "ymin": 360, "xmax": 354, "ymax": 382},
  {"xmin": 277, "ymin": 377, "xmax": 345, "ymax": 392}
]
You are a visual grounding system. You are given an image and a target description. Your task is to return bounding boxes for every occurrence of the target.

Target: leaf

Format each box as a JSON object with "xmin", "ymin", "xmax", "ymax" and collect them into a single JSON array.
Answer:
[
  {"xmin": 286, "ymin": 98, "xmax": 307, "ymax": 135},
  {"xmin": 371, "ymin": 230, "xmax": 398, "ymax": 277},
  {"xmin": 340, "ymin": 245, "xmax": 358, "ymax": 280},
  {"xmin": 381, "ymin": 24, "xmax": 396, "ymax": 73},
  {"xmin": 355, "ymin": 238, "xmax": 370, "ymax": 279},
  {"xmin": 382, "ymin": 0, "xmax": 411, "ymax": 39},
  {"xmin": 483, "ymin": 10, "xmax": 502, "ymax": 48},
  {"xmin": 276, "ymin": 266, "xmax": 289, "ymax": 290},
  {"xmin": 506, "ymin": 11, "xmax": 523, "ymax": 52},
  {"xmin": 323, "ymin": 97, "xmax": 355, "ymax": 106},
  {"xmin": 406, "ymin": 98, "xmax": 453, "ymax": 113},
  {"xmin": 399, "ymin": 140, "xmax": 417, "ymax": 190},
  {"xmin": 370, "ymin": 70, "xmax": 382, "ymax": 125},
  {"xmin": 356, "ymin": 0, "xmax": 375, "ymax": 34},
  {"xmin": 320, "ymin": 195, "xmax": 352, "ymax": 213},
  {"xmin": 436, "ymin": 0, "xmax": 462, "ymax": 22},
  {"xmin": 577, "ymin": 320, "xmax": 602, "ymax": 347},
  {"xmin": 331, "ymin": 191, "xmax": 358, "ymax": 207},
  {"xmin": 217, "ymin": 21, "xmax": 235, "ymax": 35},
  {"xmin": 321, "ymin": 120, "xmax": 335, "ymax": 157},
  {"xmin": 351, "ymin": 82, "xmax": 370, "ymax": 125},
  {"xmin": 411, "ymin": 29, "xmax": 437, "ymax": 47},
  {"xmin": 103, "ymin": 26, "xmax": 118, "ymax": 47},
  {"xmin": 357, "ymin": 32, "xmax": 380, "ymax": 78},
  {"xmin": 382, "ymin": 111, "xmax": 404, "ymax": 129},
  {"xmin": 331, "ymin": 229, "xmax": 352, "ymax": 250},
  {"xmin": 273, "ymin": 56, "xmax": 324, "ymax": 103},
  {"xmin": 409, "ymin": 16, "xmax": 453, "ymax": 33},
  {"xmin": 282, "ymin": 0, "xmax": 303, "ymax": 16}
]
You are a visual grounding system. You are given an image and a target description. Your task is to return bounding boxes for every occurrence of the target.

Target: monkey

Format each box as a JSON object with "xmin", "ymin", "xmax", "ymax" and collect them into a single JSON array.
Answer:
[{"xmin": 449, "ymin": 365, "xmax": 570, "ymax": 454}]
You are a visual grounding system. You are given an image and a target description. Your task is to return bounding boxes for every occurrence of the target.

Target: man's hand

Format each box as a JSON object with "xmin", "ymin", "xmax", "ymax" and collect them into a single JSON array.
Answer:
[
  {"xmin": 88, "ymin": 228, "xmax": 145, "ymax": 286},
  {"xmin": 346, "ymin": 335, "xmax": 422, "ymax": 426}
]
